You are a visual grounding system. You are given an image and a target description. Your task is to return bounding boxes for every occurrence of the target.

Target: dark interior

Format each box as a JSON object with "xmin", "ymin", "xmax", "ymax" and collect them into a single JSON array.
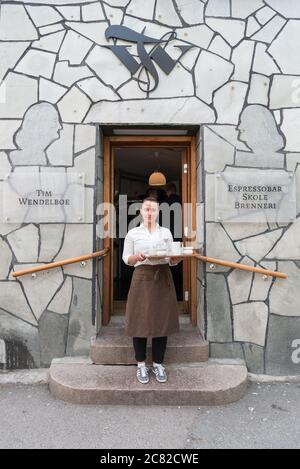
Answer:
[{"xmin": 113, "ymin": 147, "xmax": 183, "ymax": 303}]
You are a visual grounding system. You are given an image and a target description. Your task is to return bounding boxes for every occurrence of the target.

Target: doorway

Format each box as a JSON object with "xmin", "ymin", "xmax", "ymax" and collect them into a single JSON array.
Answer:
[{"xmin": 102, "ymin": 135, "xmax": 197, "ymax": 326}]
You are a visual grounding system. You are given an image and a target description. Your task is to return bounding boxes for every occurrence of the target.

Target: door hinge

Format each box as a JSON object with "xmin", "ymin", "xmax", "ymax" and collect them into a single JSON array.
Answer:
[
  {"xmin": 184, "ymin": 290, "xmax": 189, "ymax": 301},
  {"xmin": 183, "ymin": 163, "xmax": 188, "ymax": 173}
]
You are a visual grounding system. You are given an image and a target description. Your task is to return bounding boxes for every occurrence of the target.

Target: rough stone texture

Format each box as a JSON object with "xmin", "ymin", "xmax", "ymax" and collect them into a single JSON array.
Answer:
[
  {"xmin": 206, "ymin": 18, "xmax": 245, "ymax": 46},
  {"xmin": 251, "ymin": 15, "xmax": 286, "ymax": 44},
  {"xmin": 38, "ymin": 310, "xmax": 69, "ymax": 366},
  {"xmin": 53, "ymin": 224, "xmax": 94, "ymax": 278},
  {"xmin": 269, "ymin": 21, "xmax": 300, "ymax": 74},
  {"xmin": 85, "ymin": 97, "xmax": 216, "ymax": 125},
  {"xmin": 0, "ymin": 72, "xmax": 38, "ymax": 119},
  {"xmin": 0, "ymin": 4, "xmax": 38, "ymax": 41},
  {"xmin": 206, "ymin": 223, "xmax": 241, "ymax": 270},
  {"xmin": 54, "ymin": 61, "xmax": 93, "ymax": 88},
  {"xmin": 176, "ymin": 0, "xmax": 204, "ymax": 24},
  {"xmin": 7, "ymin": 224, "xmax": 39, "ymax": 263},
  {"xmin": 194, "ymin": 51, "xmax": 234, "ymax": 104},
  {"xmin": 74, "ymin": 124, "xmax": 96, "ymax": 153},
  {"xmin": 269, "ymin": 262, "xmax": 300, "ymax": 317},
  {"xmin": 155, "ymin": 0, "xmax": 182, "ymax": 27},
  {"xmin": 234, "ymin": 302, "xmax": 268, "ymax": 347},
  {"xmin": 227, "ymin": 257, "xmax": 254, "ymax": 304},
  {"xmin": 67, "ymin": 148, "xmax": 95, "ymax": 185},
  {"xmin": 77, "ymin": 77, "xmax": 119, "ymax": 102},
  {"xmin": 15, "ymin": 49, "xmax": 56, "ymax": 80},
  {"xmin": 39, "ymin": 224, "xmax": 64, "ymax": 262},
  {"xmin": 0, "ymin": 42, "xmax": 31, "ymax": 82},
  {"xmin": 231, "ymin": 0, "xmax": 264, "ymax": 19},
  {"xmin": 66, "ymin": 277, "xmax": 95, "ymax": 356},
  {"xmin": 0, "ymin": 308, "xmax": 40, "ymax": 369},
  {"xmin": 57, "ymin": 86, "xmax": 91, "ymax": 123},
  {"xmin": 0, "ymin": 237, "xmax": 12, "ymax": 279},
  {"xmin": 39, "ymin": 78, "xmax": 67, "ymax": 104},
  {"xmin": 48, "ymin": 276, "xmax": 73, "ymax": 316},
  {"xmin": 270, "ymin": 75, "xmax": 300, "ymax": 109},
  {"xmin": 214, "ymin": 81, "xmax": 248, "ymax": 125},
  {"xmin": 26, "ymin": 5, "xmax": 63, "ymax": 27},
  {"xmin": 49, "ymin": 359, "xmax": 248, "ymax": 406},
  {"xmin": 127, "ymin": 0, "xmax": 155, "ymax": 21},
  {"xmin": 232, "ymin": 40, "xmax": 255, "ymax": 82},
  {"xmin": 210, "ymin": 342, "xmax": 244, "ymax": 360},
  {"xmin": 1, "ymin": 0, "xmax": 300, "ymax": 377},
  {"xmin": 250, "ymin": 261, "xmax": 275, "ymax": 301},
  {"xmin": 267, "ymin": 219, "xmax": 300, "ymax": 259},
  {"xmin": 281, "ymin": 109, "xmax": 300, "ymax": 151},
  {"xmin": 248, "ymin": 73, "xmax": 270, "ymax": 106},
  {"xmin": 235, "ymin": 229, "xmax": 283, "ymax": 262},
  {"xmin": 16, "ymin": 264, "xmax": 64, "ymax": 322},
  {"xmin": 33, "ymin": 31, "xmax": 66, "ymax": 53},
  {"xmin": 242, "ymin": 343, "xmax": 265, "ymax": 374},
  {"xmin": 265, "ymin": 0, "xmax": 300, "ymax": 18},
  {"xmin": 208, "ymin": 36, "xmax": 231, "ymax": 59},
  {"xmin": 207, "ymin": 274, "xmax": 232, "ymax": 342},
  {"xmin": 206, "ymin": 0, "xmax": 231, "ymax": 17},
  {"xmin": 203, "ymin": 127, "xmax": 234, "ymax": 172},
  {"xmin": 266, "ymin": 315, "xmax": 300, "ymax": 375},
  {"xmin": 253, "ymin": 43, "xmax": 280, "ymax": 75},
  {"xmin": 59, "ymin": 30, "xmax": 92, "ymax": 65}
]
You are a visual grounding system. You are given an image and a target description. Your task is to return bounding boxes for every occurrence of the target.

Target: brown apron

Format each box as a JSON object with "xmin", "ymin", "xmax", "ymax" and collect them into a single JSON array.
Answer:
[{"xmin": 124, "ymin": 264, "xmax": 180, "ymax": 338}]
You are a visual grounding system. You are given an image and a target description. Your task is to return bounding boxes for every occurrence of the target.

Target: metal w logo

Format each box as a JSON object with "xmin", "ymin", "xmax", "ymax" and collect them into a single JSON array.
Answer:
[{"xmin": 104, "ymin": 25, "xmax": 193, "ymax": 93}]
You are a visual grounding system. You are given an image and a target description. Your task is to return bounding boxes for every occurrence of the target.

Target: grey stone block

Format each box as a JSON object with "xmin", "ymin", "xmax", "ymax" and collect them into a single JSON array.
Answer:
[
  {"xmin": 242, "ymin": 343, "xmax": 265, "ymax": 374},
  {"xmin": 66, "ymin": 277, "xmax": 96, "ymax": 356},
  {"xmin": 207, "ymin": 273, "xmax": 232, "ymax": 342},
  {"xmin": 210, "ymin": 342, "xmax": 244, "ymax": 360},
  {"xmin": 39, "ymin": 310, "xmax": 69, "ymax": 367},
  {"xmin": 0, "ymin": 308, "xmax": 40, "ymax": 368},
  {"xmin": 266, "ymin": 315, "xmax": 300, "ymax": 375}
]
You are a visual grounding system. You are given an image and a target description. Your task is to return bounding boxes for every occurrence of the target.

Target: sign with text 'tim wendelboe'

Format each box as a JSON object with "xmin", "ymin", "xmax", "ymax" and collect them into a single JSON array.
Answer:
[
  {"xmin": 214, "ymin": 169, "xmax": 296, "ymax": 223},
  {"xmin": 2, "ymin": 171, "xmax": 85, "ymax": 223}
]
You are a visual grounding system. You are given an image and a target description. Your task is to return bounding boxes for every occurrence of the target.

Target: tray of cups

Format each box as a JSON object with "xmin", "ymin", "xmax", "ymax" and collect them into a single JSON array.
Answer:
[
  {"xmin": 145, "ymin": 253, "xmax": 194, "ymax": 259},
  {"xmin": 145, "ymin": 247, "xmax": 194, "ymax": 258}
]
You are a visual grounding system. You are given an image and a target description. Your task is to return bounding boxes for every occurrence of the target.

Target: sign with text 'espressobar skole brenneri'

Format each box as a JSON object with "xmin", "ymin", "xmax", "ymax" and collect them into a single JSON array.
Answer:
[{"xmin": 214, "ymin": 169, "xmax": 296, "ymax": 223}]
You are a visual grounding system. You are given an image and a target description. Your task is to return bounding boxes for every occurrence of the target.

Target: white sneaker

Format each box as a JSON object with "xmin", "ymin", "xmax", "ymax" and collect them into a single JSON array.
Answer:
[
  {"xmin": 136, "ymin": 365, "xmax": 150, "ymax": 384},
  {"xmin": 152, "ymin": 364, "xmax": 167, "ymax": 383}
]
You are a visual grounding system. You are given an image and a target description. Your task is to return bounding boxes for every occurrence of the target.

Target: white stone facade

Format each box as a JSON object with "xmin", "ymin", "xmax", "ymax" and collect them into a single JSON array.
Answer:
[{"xmin": 0, "ymin": 0, "xmax": 300, "ymax": 375}]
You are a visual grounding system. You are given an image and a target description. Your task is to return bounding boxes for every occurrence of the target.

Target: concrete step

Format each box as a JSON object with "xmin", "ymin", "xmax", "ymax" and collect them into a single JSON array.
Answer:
[
  {"xmin": 49, "ymin": 358, "xmax": 248, "ymax": 406},
  {"xmin": 90, "ymin": 323, "xmax": 209, "ymax": 365}
]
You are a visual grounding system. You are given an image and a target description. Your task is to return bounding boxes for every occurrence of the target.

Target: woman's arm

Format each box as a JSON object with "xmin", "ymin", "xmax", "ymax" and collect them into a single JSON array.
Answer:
[
  {"xmin": 122, "ymin": 232, "xmax": 134, "ymax": 265},
  {"xmin": 122, "ymin": 232, "xmax": 147, "ymax": 266}
]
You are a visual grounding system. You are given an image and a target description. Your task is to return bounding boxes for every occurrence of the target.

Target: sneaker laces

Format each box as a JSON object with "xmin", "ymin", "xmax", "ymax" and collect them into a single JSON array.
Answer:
[
  {"xmin": 153, "ymin": 364, "xmax": 165, "ymax": 377},
  {"xmin": 138, "ymin": 365, "xmax": 148, "ymax": 378}
]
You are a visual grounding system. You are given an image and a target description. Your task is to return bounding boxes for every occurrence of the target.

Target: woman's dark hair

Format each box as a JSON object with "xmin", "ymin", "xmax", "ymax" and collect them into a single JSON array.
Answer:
[{"xmin": 142, "ymin": 196, "xmax": 159, "ymax": 205}]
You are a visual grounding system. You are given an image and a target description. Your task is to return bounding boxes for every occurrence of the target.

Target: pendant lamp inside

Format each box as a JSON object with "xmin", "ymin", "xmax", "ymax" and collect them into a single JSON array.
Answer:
[
  {"xmin": 148, "ymin": 171, "xmax": 166, "ymax": 186},
  {"xmin": 148, "ymin": 151, "xmax": 166, "ymax": 186}
]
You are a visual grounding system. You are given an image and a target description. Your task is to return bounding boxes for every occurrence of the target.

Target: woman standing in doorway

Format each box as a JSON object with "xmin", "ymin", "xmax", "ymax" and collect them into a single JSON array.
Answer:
[{"xmin": 122, "ymin": 197, "xmax": 184, "ymax": 384}]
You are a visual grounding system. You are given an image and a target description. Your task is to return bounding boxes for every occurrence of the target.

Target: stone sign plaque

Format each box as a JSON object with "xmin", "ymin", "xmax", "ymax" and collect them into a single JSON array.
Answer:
[
  {"xmin": 215, "ymin": 169, "xmax": 296, "ymax": 223},
  {"xmin": 2, "ymin": 171, "xmax": 85, "ymax": 223}
]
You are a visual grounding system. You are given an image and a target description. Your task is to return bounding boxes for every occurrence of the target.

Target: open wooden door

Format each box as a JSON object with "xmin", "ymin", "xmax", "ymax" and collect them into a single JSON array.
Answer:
[{"xmin": 102, "ymin": 135, "xmax": 197, "ymax": 326}]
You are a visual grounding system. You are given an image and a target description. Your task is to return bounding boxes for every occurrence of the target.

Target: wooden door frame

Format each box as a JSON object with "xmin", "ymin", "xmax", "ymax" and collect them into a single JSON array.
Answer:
[{"xmin": 102, "ymin": 135, "xmax": 197, "ymax": 326}]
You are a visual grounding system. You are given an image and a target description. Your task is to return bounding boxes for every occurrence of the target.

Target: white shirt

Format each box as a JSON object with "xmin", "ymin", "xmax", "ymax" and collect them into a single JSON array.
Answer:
[{"xmin": 122, "ymin": 221, "xmax": 180, "ymax": 267}]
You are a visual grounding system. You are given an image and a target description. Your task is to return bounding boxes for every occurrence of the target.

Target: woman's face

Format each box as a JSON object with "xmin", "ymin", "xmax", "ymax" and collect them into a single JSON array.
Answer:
[{"xmin": 141, "ymin": 201, "xmax": 159, "ymax": 224}]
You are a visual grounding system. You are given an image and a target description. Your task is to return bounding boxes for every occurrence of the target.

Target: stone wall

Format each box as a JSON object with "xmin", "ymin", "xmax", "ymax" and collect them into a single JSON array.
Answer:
[{"xmin": 0, "ymin": 0, "xmax": 300, "ymax": 374}]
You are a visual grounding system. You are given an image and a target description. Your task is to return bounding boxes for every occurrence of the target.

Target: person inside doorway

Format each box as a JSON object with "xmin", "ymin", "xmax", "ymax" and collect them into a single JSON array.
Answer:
[{"xmin": 122, "ymin": 197, "xmax": 184, "ymax": 384}]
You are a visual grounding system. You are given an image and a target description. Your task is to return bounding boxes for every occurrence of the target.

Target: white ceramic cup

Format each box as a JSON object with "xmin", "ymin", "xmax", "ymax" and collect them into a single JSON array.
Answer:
[{"xmin": 171, "ymin": 241, "xmax": 182, "ymax": 255}]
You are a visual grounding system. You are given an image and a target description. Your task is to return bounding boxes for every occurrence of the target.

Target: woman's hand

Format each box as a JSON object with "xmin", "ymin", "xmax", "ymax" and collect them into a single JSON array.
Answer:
[
  {"xmin": 169, "ymin": 256, "xmax": 185, "ymax": 265},
  {"xmin": 128, "ymin": 252, "xmax": 147, "ymax": 265}
]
